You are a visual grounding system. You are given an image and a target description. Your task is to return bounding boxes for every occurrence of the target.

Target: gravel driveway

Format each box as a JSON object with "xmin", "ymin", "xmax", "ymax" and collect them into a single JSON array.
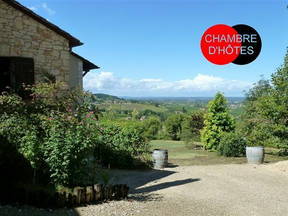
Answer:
[{"xmin": 1, "ymin": 162, "xmax": 288, "ymax": 216}]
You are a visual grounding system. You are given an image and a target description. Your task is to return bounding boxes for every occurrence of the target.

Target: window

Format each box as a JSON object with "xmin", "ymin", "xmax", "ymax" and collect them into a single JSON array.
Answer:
[{"xmin": 0, "ymin": 57, "xmax": 34, "ymax": 96}]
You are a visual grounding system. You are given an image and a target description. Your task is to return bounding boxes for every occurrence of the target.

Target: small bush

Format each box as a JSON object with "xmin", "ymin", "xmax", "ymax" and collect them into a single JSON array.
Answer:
[
  {"xmin": 181, "ymin": 111, "xmax": 204, "ymax": 143},
  {"xmin": 218, "ymin": 132, "xmax": 246, "ymax": 157},
  {"xmin": 165, "ymin": 114, "xmax": 183, "ymax": 140},
  {"xmin": 142, "ymin": 116, "xmax": 162, "ymax": 140},
  {"xmin": 96, "ymin": 121, "xmax": 150, "ymax": 169}
]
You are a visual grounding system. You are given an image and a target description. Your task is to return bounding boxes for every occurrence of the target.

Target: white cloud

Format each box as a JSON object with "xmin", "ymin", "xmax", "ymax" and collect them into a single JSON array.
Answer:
[
  {"xmin": 28, "ymin": 3, "xmax": 55, "ymax": 16},
  {"xmin": 28, "ymin": 6, "xmax": 38, "ymax": 12},
  {"xmin": 84, "ymin": 72, "xmax": 252, "ymax": 97},
  {"xmin": 41, "ymin": 3, "xmax": 56, "ymax": 15}
]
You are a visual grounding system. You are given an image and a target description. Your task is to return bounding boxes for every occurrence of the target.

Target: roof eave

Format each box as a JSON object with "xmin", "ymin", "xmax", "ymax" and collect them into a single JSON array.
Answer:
[{"xmin": 71, "ymin": 52, "xmax": 100, "ymax": 76}]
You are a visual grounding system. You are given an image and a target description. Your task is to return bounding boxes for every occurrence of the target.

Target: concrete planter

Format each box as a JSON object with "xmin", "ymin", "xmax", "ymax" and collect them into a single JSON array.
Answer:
[{"xmin": 246, "ymin": 146, "xmax": 264, "ymax": 164}]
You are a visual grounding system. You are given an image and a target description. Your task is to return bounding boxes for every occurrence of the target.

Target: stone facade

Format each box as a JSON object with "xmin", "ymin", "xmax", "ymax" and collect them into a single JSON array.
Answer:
[
  {"xmin": 0, "ymin": 0, "xmax": 71, "ymax": 84},
  {"xmin": 69, "ymin": 54, "xmax": 83, "ymax": 89}
]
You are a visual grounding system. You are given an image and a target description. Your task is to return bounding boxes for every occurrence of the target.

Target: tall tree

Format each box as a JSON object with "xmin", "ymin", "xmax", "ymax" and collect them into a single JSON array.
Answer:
[
  {"xmin": 271, "ymin": 50, "xmax": 288, "ymax": 125},
  {"xmin": 201, "ymin": 92, "xmax": 235, "ymax": 150},
  {"xmin": 242, "ymin": 49, "xmax": 288, "ymax": 151}
]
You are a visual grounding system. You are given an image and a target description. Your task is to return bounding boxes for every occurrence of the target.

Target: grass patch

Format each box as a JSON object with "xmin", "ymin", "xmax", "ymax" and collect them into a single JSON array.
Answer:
[{"xmin": 150, "ymin": 140, "xmax": 288, "ymax": 166}]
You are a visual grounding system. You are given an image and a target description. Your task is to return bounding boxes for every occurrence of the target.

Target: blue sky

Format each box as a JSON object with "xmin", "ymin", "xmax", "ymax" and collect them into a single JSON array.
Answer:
[{"xmin": 19, "ymin": 0, "xmax": 288, "ymax": 96}]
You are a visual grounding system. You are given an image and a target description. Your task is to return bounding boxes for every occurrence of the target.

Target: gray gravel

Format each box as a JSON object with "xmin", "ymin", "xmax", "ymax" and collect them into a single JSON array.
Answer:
[{"xmin": 1, "ymin": 163, "xmax": 288, "ymax": 216}]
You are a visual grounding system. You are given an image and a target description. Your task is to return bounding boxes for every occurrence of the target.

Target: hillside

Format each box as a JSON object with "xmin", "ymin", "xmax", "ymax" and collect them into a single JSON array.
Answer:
[
  {"xmin": 93, "ymin": 94, "xmax": 244, "ymax": 120},
  {"xmin": 92, "ymin": 93, "xmax": 125, "ymax": 103}
]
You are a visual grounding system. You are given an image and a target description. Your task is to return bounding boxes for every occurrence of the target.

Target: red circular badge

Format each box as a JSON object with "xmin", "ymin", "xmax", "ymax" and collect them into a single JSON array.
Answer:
[{"xmin": 200, "ymin": 24, "xmax": 242, "ymax": 65}]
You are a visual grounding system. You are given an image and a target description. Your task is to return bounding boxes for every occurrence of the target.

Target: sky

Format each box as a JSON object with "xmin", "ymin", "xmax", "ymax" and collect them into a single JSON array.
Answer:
[{"xmin": 19, "ymin": 0, "xmax": 288, "ymax": 97}]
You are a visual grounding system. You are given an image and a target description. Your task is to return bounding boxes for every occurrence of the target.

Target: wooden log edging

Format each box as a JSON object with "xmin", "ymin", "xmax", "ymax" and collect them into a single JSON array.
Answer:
[
  {"xmin": 2, "ymin": 184, "xmax": 129, "ymax": 208},
  {"xmin": 58, "ymin": 184, "xmax": 129, "ymax": 208}
]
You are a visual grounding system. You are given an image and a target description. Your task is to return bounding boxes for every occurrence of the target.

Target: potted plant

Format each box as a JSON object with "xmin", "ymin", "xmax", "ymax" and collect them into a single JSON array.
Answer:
[{"xmin": 246, "ymin": 132, "xmax": 265, "ymax": 164}]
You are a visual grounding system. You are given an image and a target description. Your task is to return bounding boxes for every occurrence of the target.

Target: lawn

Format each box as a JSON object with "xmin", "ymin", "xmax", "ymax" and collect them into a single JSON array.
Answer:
[{"xmin": 150, "ymin": 140, "xmax": 288, "ymax": 166}]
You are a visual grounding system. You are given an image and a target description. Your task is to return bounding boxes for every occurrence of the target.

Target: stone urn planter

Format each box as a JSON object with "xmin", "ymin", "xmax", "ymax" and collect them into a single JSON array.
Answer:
[{"xmin": 246, "ymin": 146, "xmax": 264, "ymax": 164}]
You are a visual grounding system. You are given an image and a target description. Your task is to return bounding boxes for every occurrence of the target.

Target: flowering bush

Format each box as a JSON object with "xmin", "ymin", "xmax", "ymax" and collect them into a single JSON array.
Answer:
[{"xmin": 0, "ymin": 82, "xmax": 150, "ymax": 187}]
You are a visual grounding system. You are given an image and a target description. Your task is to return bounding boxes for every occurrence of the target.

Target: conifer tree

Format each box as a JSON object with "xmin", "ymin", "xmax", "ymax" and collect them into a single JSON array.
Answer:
[{"xmin": 201, "ymin": 92, "xmax": 235, "ymax": 150}]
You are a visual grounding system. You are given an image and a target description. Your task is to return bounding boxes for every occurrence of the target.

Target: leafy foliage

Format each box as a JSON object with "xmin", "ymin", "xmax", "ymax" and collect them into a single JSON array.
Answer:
[
  {"xmin": 218, "ymin": 132, "xmax": 246, "ymax": 157},
  {"xmin": 41, "ymin": 113, "xmax": 97, "ymax": 186},
  {"xmin": 181, "ymin": 111, "xmax": 205, "ymax": 143},
  {"xmin": 96, "ymin": 122, "xmax": 149, "ymax": 169},
  {"xmin": 201, "ymin": 93, "xmax": 235, "ymax": 150},
  {"xmin": 0, "ymin": 82, "xmax": 150, "ymax": 187},
  {"xmin": 165, "ymin": 114, "xmax": 183, "ymax": 140},
  {"xmin": 142, "ymin": 116, "xmax": 162, "ymax": 140},
  {"xmin": 241, "ymin": 49, "xmax": 288, "ymax": 152}
]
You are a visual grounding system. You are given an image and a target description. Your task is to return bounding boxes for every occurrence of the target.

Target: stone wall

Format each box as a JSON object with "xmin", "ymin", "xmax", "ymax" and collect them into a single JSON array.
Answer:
[
  {"xmin": 69, "ymin": 54, "xmax": 83, "ymax": 89},
  {"xmin": 0, "ymin": 0, "xmax": 71, "ymax": 84}
]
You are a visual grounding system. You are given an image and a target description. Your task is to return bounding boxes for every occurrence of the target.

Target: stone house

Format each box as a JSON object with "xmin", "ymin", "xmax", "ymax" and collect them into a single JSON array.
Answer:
[{"xmin": 0, "ymin": 0, "xmax": 99, "ymax": 93}]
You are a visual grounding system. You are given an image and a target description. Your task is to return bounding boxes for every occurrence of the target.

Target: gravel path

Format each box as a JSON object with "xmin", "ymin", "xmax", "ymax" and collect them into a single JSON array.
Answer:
[{"xmin": 1, "ymin": 162, "xmax": 288, "ymax": 216}]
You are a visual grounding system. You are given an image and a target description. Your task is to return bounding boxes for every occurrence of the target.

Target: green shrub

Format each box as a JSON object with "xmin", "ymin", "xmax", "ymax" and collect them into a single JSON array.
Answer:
[
  {"xmin": 181, "ymin": 111, "xmax": 204, "ymax": 143},
  {"xmin": 165, "ymin": 114, "xmax": 183, "ymax": 140},
  {"xmin": 218, "ymin": 132, "xmax": 246, "ymax": 157},
  {"xmin": 96, "ymin": 121, "xmax": 150, "ymax": 169},
  {"xmin": 0, "ymin": 82, "xmax": 151, "ymax": 187},
  {"xmin": 142, "ymin": 116, "xmax": 162, "ymax": 140},
  {"xmin": 0, "ymin": 93, "xmax": 24, "ymax": 114},
  {"xmin": 201, "ymin": 93, "xmax": 235, "ymax": 150},
  {"xmin": 41, "ymin": 112, "xmax": 98, "ymax": 186}
]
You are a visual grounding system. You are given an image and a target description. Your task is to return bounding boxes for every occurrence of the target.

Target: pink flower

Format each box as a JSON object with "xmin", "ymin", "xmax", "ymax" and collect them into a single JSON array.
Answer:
[{"xmin": 86, "ymin": 112, "xmax": 93, "ymax": 118}]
